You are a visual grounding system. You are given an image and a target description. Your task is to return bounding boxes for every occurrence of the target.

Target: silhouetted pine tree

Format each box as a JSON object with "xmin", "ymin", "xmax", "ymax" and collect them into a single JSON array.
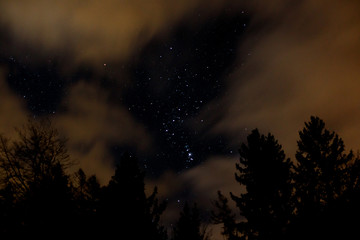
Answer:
[
  {"xmin": 338, "ymin": 152, "xmax": 360, "ymax": 238},
  {"xmin": 100, "ymin": 152, "xmax": 167, "ymax": 240},
  {"xmin": 73, "ymin": 168, "xmax": 101, "ymax": 235},
  {"xmin": 173, "ymin": 202, "xmax": 207, "ymax": 240},
  {"xmin": 230, "ymin": 129, "xmax": 293, "ymax": 240},
  {"xmin": 211, "ymin": 191, "xmax": 239, "ymax": 240},
  {"xmin": 291, "ymin": 116, "xmax": 355, "ymax": 239},
  {"xmin": 294, "ymin": 116, "xmax": 352, "ymax": 208}
]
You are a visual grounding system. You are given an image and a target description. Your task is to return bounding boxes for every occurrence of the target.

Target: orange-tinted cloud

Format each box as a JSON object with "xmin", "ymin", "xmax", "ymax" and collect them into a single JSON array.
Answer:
[
  {"xmin": 147, "ymin": 156, "xmax": 243, "ymax": 234},
  {"xmin": 55, "ymin": 81, "xmax": 152, "ymax": 184},
  {"xmin": 0, "ymin": 70, "xmax": 151, "ymax": 184},
  {"xmin": 0, "ymin": 0, "xmax": 246, "ymax": 186},
  {"xmin": 0, "ymin": 0, "xmax": 242, "ymax": 68},
  {"xmin": 204, "ymin": 0, "xmax": 360, "ymax": 155},
  {"xmin": 0, "ymin": 69, "xmax": 28, "ymax": 137}
]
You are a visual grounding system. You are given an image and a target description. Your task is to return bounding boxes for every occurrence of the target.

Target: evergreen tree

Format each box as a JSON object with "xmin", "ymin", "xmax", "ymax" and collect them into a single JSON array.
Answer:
[
  {"xmin": 291, "ymin": 116, "xmax": 355, "ymax": 239},
  {"xmin": 211, "ymin": 191, "xmax": 239, "ymax": 240},
  {"xmin": 294, "ymin": 116, "xmax": 352, "ymax": 208},
  {"xmin": 101, "ymin": 152, "xmax": 167, "ymax": 240},
  {"xmin": 73, "ymin": 168, "xmax": 101, "ymax": 235},
  {"xmin": 338, "ymin": 153, "xmax": 360, "ymax": 238},
  {"xmin": 231, "ymin": 129, "xmax": 293, "ymax": 240},
  {"xmin": 73, "ymin": 168, "xmax": 101, "ymax": 212},
  {"xmin": 173, "ymin": 202, "xmax": 206, "ymax": 240}
]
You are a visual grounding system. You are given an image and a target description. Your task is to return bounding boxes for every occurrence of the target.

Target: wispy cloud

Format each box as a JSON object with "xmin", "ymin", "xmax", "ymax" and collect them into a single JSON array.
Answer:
[
  {"xmin": 203, "ymin": 0, "xmax": 360, "ymax": 154},
  {"xmin": 0, "ymin": 72, "xmax": 151, "ymax": 184},
  {"xmin": 147, "ymin": 156, "xmax": 243, "ymax": 228},
  {"xmin": 0, "ymin": 69, "xmax": 28, "ymax": 137},
  {"xmin": 0, "ymin": 0, "xmax": 242, "ymax": 69},
  {"xmin": 55, "ymin": 81, "xmax": 152, "ymax": 184}
]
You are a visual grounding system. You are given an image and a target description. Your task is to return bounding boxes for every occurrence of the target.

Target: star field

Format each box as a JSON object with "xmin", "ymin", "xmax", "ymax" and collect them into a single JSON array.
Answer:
[
  {"xmin": 0, "ymin": 11, "xmax": 249, "ymax": 177},
  {"xmin": 123, "ymin": 14, "xmax": 248, "ymax": 174}
]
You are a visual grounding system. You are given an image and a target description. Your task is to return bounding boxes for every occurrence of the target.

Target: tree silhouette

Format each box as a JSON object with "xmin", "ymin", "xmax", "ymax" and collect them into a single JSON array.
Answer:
[
  {"xmin": 0, "ymin": 184, "xmax": 18, "ymax": 234},
  {"xmin": 0, "ymin": 119, "xmax": 71, "ymax": 198},
  {"xmin": 290, "ymin": 116, "xmax": 356, "ymax": 239},
  {"xmin": 0, "ymin": 119, "xmax": 74, "ymax": 236},
  {"xmin": 72, "ymin": 168, "xmax": 101, "ymax": 235},
  {"xmin": 294, "ymin": 116, "xmax": 352, "ymax": 207},
  {"xmin": 337, "ymin": 152, "xmax": 360, "ymax": 239},
  {"xmin": 210, "ymin": 116, "xmax": 360, "ymax": 240},
  {"xmin": 7, "ymin": 115, "xmax": 360, "ymax": 239},
  {"xmin": 173, "ymin": 202, "xmax": 208, "ymax": 240},
  {"xmin": 211, "ymin": 191, "xmax": 239, "ymax": 240},
  {"xmin": 73, "ymin": 168, "xmax": 101, "ymax": 213},
  {"xmin": 0, "ymin": 119, "xmax": 168, "ymax": 238},
  {"xmin": 100, "ymin": 152, "xmax": 167, "ymax": 239},
  {"xmin": 230, "ymin": 129, "xmax": 293, "ymax": 240}
]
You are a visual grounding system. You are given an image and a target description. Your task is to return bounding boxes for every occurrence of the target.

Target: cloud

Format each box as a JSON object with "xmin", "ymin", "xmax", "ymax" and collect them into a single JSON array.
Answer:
[
  {"xmin": 204, "ymin": 0, "xmax": 360, "ymax": 155},
  {"xmin": 182, "ymin": 157, "xmax": 243, "ymax": 206},
  {"xmin": 0, "ymin": 70, "xmax": 151, "ymax": 184},
  {"xmin": 0, "ymin": 69, "xmax": 28, "ymax": 137},
  {"xmin": 0, "ymin": 0, "xmax": 242, "ymax": 69},
  {"xmin": 147, "ymin": 156, "xmax": 243, "ymax": 232},
  {"xmin": 55, "ymin": 81, "xmax": 152, "ymax": 184}
]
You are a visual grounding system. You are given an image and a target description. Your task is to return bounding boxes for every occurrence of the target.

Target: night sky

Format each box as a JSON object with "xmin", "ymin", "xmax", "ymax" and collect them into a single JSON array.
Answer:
[
  {"xmin": 1, "ymin": 0, "xmax": 360, "ymax": 237},
  {"xmin": 125, "ymin": 14, "xmax": 248, "ymax": 173},
  {"xmin": 1, "ymin": 5, "xmax": 249, "ymax": 176}
]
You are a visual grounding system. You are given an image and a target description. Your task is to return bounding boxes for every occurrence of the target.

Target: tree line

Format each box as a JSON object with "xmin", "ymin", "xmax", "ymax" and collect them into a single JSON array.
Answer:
[
  {"xmin": 0, "ymin": 119, "xmax": 206, "ymax": 239},
  {"xmin": 212, "ymin": 116, "xmax": 360, "ymax": 240},
  {"xmin": 1, "ymin": 116, "xmax": 360, "ymax": 239}
]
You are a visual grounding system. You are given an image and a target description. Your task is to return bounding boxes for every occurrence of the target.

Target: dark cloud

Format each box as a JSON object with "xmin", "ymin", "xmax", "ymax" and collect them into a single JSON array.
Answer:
[{"xmin": 0, "ymin": 0, "xmax": 242, "ymax": 69}]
